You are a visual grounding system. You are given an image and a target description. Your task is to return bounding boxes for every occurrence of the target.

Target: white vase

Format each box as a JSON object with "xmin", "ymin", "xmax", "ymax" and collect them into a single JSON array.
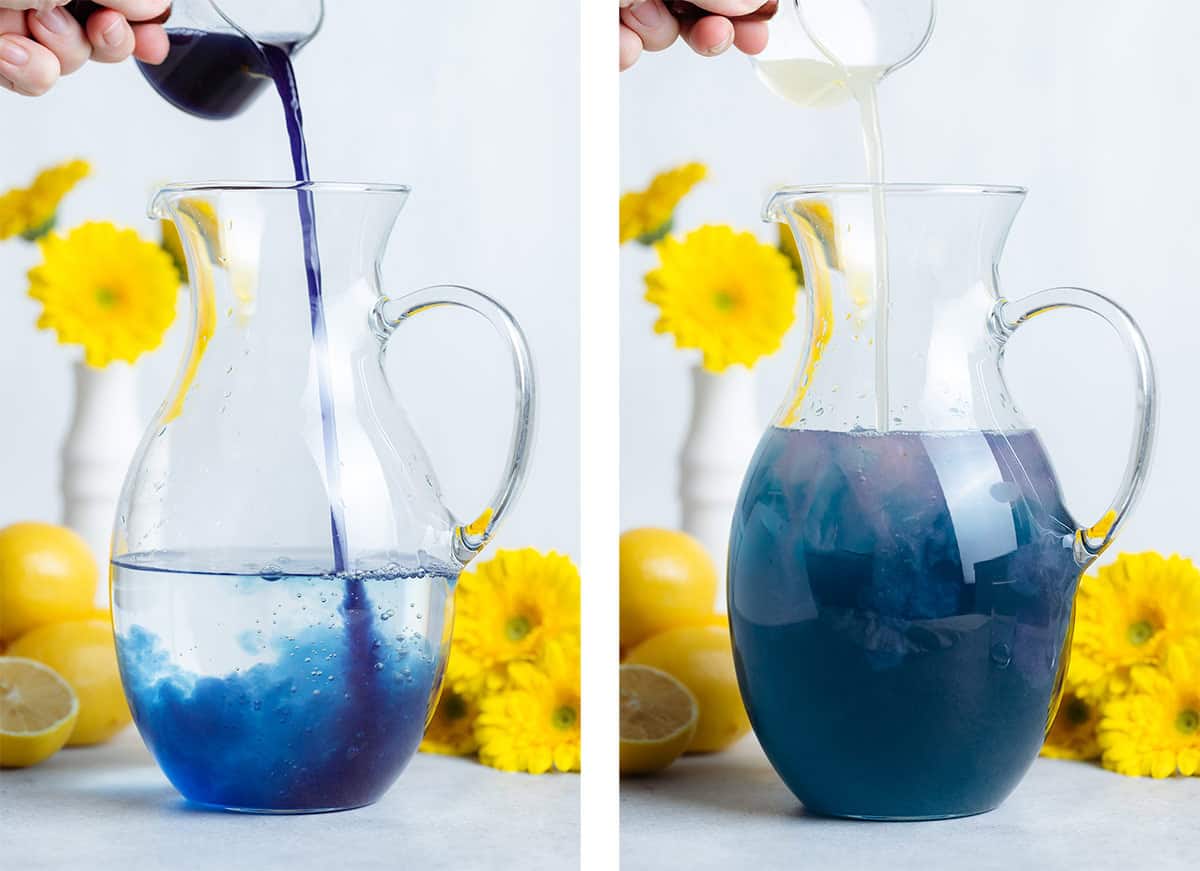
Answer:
[
  {"xmin": 679, "ymin": 364, "xmax": 762, "ymax": 613},
  {"xmin": 61, "ymin": 361, "xmax": 142, "ymax": 602}
]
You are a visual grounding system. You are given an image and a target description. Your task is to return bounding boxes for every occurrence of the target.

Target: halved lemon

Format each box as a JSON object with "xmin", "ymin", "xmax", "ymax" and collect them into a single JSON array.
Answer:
[
  {"xmin": 620, "ymin": 664, "xmax": 699, "ymax": 775},
  {"xmin": 0, "ymin": 656, "xmax": 79, "ymax": 768}
]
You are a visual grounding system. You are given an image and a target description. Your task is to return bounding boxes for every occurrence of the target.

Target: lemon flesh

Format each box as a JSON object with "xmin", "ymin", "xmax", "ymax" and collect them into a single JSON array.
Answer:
[
  {"xmin": 625, "ymin": 624, "xmax": 751, "ymax": 753},
  {"xmin": 9, "ymin": 619, "xmax": 131, "ymax": 746},
  {"xmin": 620, "ymin": 664, "xmax": 699, "ymax": 775},
  {"xmin": 0, "ymin": 656, "xmax": 79, "ymax": 768}
]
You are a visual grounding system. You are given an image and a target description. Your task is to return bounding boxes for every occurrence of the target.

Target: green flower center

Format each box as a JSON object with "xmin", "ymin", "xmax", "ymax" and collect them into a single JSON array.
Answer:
[
  {"xmin": 444, "ymin": 693, "xmax": 468, "ymax": 721},
  {"xmin": 1176, "ymin": 709, "xmax": 1199, "ymax": 736},
  {"xmin": 713, "ymin": 291, "xmax": 736, "ymax": 312},
  {"xmin": 552, "ymin": 705, "xmax": 577, "ymax": 731},
  {"xmin": 1127, "ymin": 619, "xmax": 1156, "ymax": 646},
  {"xmin": 505, "ymin": 615, "xmax": 533, "ymax": 642},
  {"xmin": 94, "ymin": 287, "xmax": 120, "ymax": 309},
  {"xmin": 1065, "ymin": 697, "xmax": 1092, "ymax": 726}
]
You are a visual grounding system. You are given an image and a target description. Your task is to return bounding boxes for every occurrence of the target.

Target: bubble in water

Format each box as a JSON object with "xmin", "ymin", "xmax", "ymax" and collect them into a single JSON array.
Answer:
[
  {"xmin": 252, "ymin": 700, "xmax": 262, "ymax": 711},
  {"xmin": 373, "ymin": 662, "xmax": 384, "ymax": 671},
  {"xmin": 990, "ymin": 642, "xmax": 1013, "ymax": 668},
  {"xmin": 261, "ymin": 564, "xmax": 283, "ymax": 582},
  {"xmin": 380, "ymin": 608, "xmax": 396, "ymax": 621},
  {"xmin": 310, "ymin": 669, "xmax": 322, "ymax": 677}
]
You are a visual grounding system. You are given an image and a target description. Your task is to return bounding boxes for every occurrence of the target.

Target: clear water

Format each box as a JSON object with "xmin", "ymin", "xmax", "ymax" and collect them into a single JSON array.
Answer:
[
  {"xmin": 728, "ymin": 428, "xmax": 1081, "ymax": 819},
  {"xmin": 112, "ymin": 553, "xmax": 454, "ymax": 812}
]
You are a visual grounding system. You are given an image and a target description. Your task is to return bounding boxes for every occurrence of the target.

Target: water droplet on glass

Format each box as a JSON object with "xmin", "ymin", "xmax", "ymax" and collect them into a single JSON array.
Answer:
[
  {"xmin": 262, "ymin": 564, "xmax": 283, "ymax": 582},
  {"xmin": 990, "ymin": 642, "xmax": 1012, "ymax": 668}
]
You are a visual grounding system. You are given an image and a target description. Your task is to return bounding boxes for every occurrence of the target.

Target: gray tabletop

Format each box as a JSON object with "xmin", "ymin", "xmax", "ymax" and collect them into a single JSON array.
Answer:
[
  {"xmin": 621, "ymin": 736, "xmax": 1196, "ymax": 871},
  {"xmin": 2, "ymin": 729, "xmax": 579, "ymax": 870}
]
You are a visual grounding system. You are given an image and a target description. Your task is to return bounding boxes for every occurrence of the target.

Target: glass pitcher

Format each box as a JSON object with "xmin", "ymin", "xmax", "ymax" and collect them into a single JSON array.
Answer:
[
  {"xmin": 729, "ymin": 184, "xmax": 1156, "ymax": 820},
  {"xmin": 110, "ymin": 181, "xmax": 535, "ymax": 813}
]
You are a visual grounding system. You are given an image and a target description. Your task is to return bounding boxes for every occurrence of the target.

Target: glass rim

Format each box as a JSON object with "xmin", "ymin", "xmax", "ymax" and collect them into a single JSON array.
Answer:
[
  {"xmin": 152, "ymin": 180, "xmax": 412, "ymax": 197},
  {"xmin": 768, "ymin": 183, "xmax": 1028, "ymax": 197}
]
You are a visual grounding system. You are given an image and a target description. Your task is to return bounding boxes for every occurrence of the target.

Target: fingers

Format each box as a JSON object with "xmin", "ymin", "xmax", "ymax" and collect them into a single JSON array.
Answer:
[
  {"xmin": 619, "ymin": 23, "xmax": 642, "ymax": 71},
  {"xmin": 27, "ymin": 4, "xmax": 90, "ymax": 75},
  {"xmin": 0, "ymin": 32, "xmax": 61, "ymax": 95},
  {"xmin": 84, "ymin": 7, "xmax": 134, "ymax": 62},
  {"xmin": 131, "ymin": 21, "xmax": 166, "ymax": 63},
  {"xmin": 90, "ymin": 0, "xmax": 170, "ymax": 20},
  {"xmin": 688, "ymin": 0, "xmax": 764, "ymax": 14},
  {"xmin": 732, "ymin": 19, "xmax": 768, "ymax": 55},
  {"xmin": 620, "ymin": 1, "xmax": 680, "ymax": 53},
  {"xmin": 680, "ymin": 15, "xmax": 735, "ymax": 57}
]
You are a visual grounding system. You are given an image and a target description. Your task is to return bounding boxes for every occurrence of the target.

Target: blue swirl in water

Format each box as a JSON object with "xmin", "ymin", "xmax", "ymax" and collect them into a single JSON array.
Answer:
[{"xmin": 118, "ymin": 618, "xmax": 437, "ymax": 812}]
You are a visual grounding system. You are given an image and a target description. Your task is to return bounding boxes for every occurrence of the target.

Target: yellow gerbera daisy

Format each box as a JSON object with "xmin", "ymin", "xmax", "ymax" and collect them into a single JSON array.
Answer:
[
  {"xmin": 0, "ymin": 159, "xmax": 90, "ymax": 241},
  {"xmin": 475, "ymin": 640, "xmax": 581, "ymax": 774},
  {"xmin": 1070, "ymin": 553, "xmax": 1200, "ymax": 699},
  {"xmin": 447, "ymin": 548, "xmax": 581, "ymax": 697},
  {"xmin": 620, "ymin": 162, "xmax": 706, "ymax": 245},
  {"xmin": 1098, "ymin": 643, "xmax": 1200, "ymax": 778},
  {"xmin": 28, "ymin": 222, "xmax": 182, "ymax": 368},
  {"xmin": 1041, "ymin": 683, "xmax": 1102, "ymax": 761},
  {"xmin": 645, "ymin": 224, "xmax": 799, "ymax": 372},
  {"xmin": 420, "ymin": 687, "xmax": 481, "ymax": 757}
]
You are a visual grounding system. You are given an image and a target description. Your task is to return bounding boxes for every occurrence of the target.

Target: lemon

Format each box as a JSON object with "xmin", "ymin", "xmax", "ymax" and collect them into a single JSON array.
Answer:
[
  {"xmin": 620, "ymin": 528, "xmax": 718, "ymax": 649},
  {"xmin": 620, "ymin": 664, "xmax": 698, "ymax": 775},
  {"xmin": 9, "ymin": 618, "xmax": 131, "ymax": 746},
  {"xmin": 0, "ymin": 522, "xmax": 98, "ymax": 643},
  {"xmin": 624, "ymin": 624, "xmax": 751, "ymax": 753},
  {"xmin": 0, "ymin": 656, "xmax": 79, "ymax": 768}
]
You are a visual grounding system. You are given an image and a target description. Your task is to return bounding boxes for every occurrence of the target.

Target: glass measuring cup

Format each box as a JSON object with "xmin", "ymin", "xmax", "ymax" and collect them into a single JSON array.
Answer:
[
  {"xmin": 121, "ymin": 0, "xmax": 325, "ymax": 119},
  {"xmin": 752, "ymin": 0, "xmax": 936, "ymax": 107}
]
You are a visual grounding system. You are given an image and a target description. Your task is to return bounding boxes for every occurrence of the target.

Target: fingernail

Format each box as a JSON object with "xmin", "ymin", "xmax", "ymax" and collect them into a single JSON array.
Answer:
[
  {"xmin": 0, "ymin": 37, "xmax": 30, "ymax": 66},
  {"xmin": 707, "ymin": 32, "xmax": 734, "ymax": 55},
  {"xmin": 102, "ymin": 18, "xmax": 125, "ymax": 47},
  {"xmin": 36, "ymin": 7, "xmax": 69, "ymax": 34},
  {"xmin": 629, "ymin": 1, "xmax": 664, "ymax": 27}
]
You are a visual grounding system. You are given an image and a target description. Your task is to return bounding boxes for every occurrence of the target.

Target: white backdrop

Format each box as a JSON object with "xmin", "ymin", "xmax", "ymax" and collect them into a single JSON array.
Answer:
[
  {"xmin": 0, "ymin": 2, "xmax": 579, "ymax": 559},
  {"xmin": 621, "ymin": 0, "xmax": 1198, "ymax": 562}
]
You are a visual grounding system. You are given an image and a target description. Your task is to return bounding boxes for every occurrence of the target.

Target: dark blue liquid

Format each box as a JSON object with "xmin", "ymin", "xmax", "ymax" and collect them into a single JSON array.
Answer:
[
  {"xmin": 257, "ymin": 42, "xmax": 349, "ymax": 574},
  {"xmin": 139, "ymin": 28, "xmax": 349, "ymax": 570},
  {"xmin": 729, "ymin": 428, "xmax": 1081, "ymax": 819},
  {"xmin": 114, "ymin": 562, "xmax": 449, "ymax": 812},
  {"xmin": 136, "ymin": 30, "xmax": 286, "ymax": 120}
]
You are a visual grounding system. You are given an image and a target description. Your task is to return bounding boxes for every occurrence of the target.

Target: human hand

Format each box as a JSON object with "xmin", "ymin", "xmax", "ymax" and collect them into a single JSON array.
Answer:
[
  {"xmin": 620, "ymin": 0, "xmax": 770, "ymax": 71},
  {"xmin": 0, "ymin": 0, "xmax": 169, "ymax": 96}
]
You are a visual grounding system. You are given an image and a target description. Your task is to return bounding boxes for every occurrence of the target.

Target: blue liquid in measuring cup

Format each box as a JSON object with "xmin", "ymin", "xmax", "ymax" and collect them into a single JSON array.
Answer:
[
  {"xmin": 112, "ymin": 555, "xmax": 454, "ymax": 812},
  {"xmin": 728, "ymin": 428, "xmax": 1082, "ymax": 819}
]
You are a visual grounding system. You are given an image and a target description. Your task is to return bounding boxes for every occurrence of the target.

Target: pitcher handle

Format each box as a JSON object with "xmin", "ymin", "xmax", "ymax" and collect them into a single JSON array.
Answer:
[
  {"xmin": 374, "ymin": 285, "xmax": 536, "ymax": 565},
  {"xmin": 993, "ymin": 287, "xmax": 1157, "ymax": 564}
]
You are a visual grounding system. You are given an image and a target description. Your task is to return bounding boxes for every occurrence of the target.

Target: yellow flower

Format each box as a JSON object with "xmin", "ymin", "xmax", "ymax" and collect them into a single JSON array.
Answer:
[
  {"xmin": 1041, "ymin": 683, "xmax": 1102, "ymax": 761},
  {"xmin": 0, "ymin": 160, "xmax": 90, "ymax": 241},
  {"xmin": 620, "ymin": 162, "xmax": 706, "ymax": 245},
  {"xmin": 28, "ymin": 222, "xmax": 182, "ymax": 368},
  {"xmin": 1070, "ymin": 553, "xmax": 1200, "ymax": 700},
  {"xmin": 645, "ymin": 224, "xmax": 799, "ymax": 372},
  {"xmin": 447, "ymin": 549, "xmax": 581, "ymax": 697},
  {"xmin": 420, "ymin": 687, "xmax": 481, "ymax": 757},
  {"xmin": 475, "ymin": 640, "xmax": 581, "ymax": 774},
  {"xmin": 1098, "ymin": 643, "xmax": 1200, "ymax": 778}
]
